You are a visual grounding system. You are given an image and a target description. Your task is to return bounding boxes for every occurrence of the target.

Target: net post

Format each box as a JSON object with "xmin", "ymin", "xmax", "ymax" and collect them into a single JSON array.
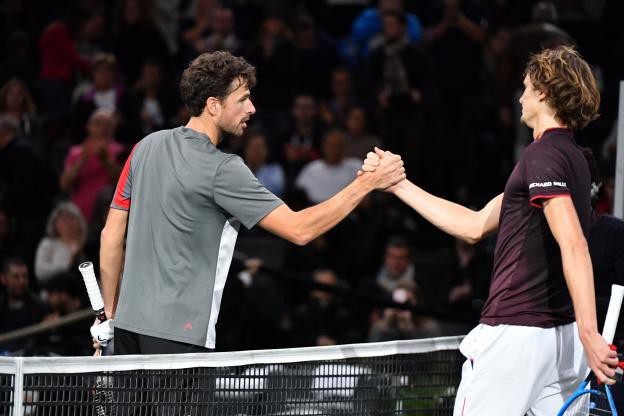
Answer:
[
  {"xmin": 12, "ymin": 357, "xmax": 23, "ymax": 416},
  {"xmin": 614, "ymin": 80, "xmax": 624, "ymax": 219}
]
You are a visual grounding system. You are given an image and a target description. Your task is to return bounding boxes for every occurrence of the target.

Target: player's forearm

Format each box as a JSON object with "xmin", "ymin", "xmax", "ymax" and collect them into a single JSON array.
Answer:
[
  {"xmin": 99, "ymin": 228, "xmax": 125, "ymax": 318},
  {"xmin": 292, "ymin": 175, "xmax": 375, "ymax": 245},
  {"xmin": 561, "ymin": 240, "xmax": 599, "ymax": 339},
  {"xmin": 392, "ymin": 180, "xmax": 486, "ymax": 243}
]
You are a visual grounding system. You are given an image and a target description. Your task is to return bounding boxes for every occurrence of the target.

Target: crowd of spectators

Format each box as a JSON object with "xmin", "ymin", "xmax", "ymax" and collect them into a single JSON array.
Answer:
[{"xmin": 1, "ymin": 0, "xmax": 623, "ymax": 355}]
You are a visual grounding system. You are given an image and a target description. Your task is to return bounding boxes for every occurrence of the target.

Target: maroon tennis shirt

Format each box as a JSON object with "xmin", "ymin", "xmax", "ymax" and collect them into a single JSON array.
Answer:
[{"xmin": 480, "ymin": 128, "xmax": 591, "ymax": 328}]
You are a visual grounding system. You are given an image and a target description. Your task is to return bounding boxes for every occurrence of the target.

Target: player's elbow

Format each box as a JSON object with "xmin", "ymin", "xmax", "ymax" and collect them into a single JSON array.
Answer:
[
  {"xmin": 463, "ymin": 234, "xmax": 481, "ymax": 245},
  {"xmin": 290, "ymin": 229, "xmax": 314, "ymax": 246},
  {"xmin": 100, "ymin": 223, "xmax": 124, "ymax": 248}
]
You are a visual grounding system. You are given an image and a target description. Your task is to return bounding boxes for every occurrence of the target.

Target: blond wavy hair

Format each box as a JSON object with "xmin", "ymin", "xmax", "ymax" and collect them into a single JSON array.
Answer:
[{"xmin": 524, "ymin": 46, "xmax": 600, "ymax": 130}]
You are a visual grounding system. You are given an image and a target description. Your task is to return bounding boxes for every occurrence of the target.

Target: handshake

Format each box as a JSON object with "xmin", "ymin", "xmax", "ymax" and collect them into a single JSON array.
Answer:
[{"xmin": 357, "ymin": 147, "xmax": 407, "ymax": 192}]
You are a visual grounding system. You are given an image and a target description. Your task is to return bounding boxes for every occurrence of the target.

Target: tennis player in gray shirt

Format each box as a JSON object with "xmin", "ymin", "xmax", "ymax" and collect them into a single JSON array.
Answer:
[{"xmin": 98, "ymin": 51, "xmax": 406, "ymax": 354}]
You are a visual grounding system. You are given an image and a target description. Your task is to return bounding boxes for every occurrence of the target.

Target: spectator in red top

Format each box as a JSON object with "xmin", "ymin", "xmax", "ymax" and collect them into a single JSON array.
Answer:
[
  {"xmin": 60, "ymin": 108, "xmax": 123, "ymax": 221},
  {"xmin": 37, "ymin": 20, "xmax": 91, "ymax": 118}
]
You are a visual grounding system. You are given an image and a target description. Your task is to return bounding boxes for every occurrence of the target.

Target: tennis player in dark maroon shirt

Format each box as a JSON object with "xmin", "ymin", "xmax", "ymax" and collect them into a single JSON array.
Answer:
[{"xmin": 362, "ymin": 46, "xmax": 619, "ymax": 415}]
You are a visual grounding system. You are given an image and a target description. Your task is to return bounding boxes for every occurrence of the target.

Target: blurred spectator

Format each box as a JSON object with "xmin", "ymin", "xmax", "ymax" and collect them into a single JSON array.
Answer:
[
  {"xmin": 295, "ymin": 129, "xmax": 360, "ymax": 204},
  {"xmin": 74, "ymin": 9, "xmax": 108, "ymax": 61},
  {"xmin": 60, "ymin": 108, "xmax": 123, "ymax": 221},
  {"xmin": 505, "ymin": 1, "xmax": 574, "ymax": 161},
  {"xmin": 218, "ymin": 258, "xmax": 284, "ymax": 351},
  {"xmin": 375, "ymin": 236, "xmax": 418, "ymax": 295},
  {"xmin": 290, "ymin": 269, "xmax": 358, "ymax": 346},
  {"xmin": 446, "ymin": 237, "xmax": 492, "ymax": 311},
  {"xmin": 0, "ymin": 30, "xmax": 37, "ymax": 87},
  {"xmin": 179, "ymin": 0, "xmax": 220, "ymax": 63},
  {"xmin": 246, "ymin": 15, "xmax": 295, "ymax": 120},
  {"xmin": 37, "ymin": 19, "xmax": 91, "ymax": 118},
  {"xmin": 119, "ymin": 59, "xmax": 174, "ymax": 142},
  {"xmin": 367, "ymin": 285, "xmax": 441, "ymax": 342},
  {"xmin": 34, "ymin": 202, "xmax": 87, "ymax": 286},
  {"xmin": 350, "ymin": 0, "xmax": 423, "ymax": 62},
  {"xmin": 194, "ymin": 8, "xmax": 242, "ymax": 55},
  {"xmin": 281, "ymin": 94, "xmax": 324, "ymax": 179},
  {"xmin": 0, "ymin": 78, "xmax": 41, "ymax": 144},
  {"xmin": 319, "ymin": 67, "xmax": 357, "ymax": 127},
  {"xmin": 367, "ymin": 10, "xmax": 436, "ymax": 176},
  {"xmin": 344, "ymin": 106, "xmax": 382, "ymax": 159},
  {"xmin": 72, "ymin": 53, "xmax": 124, "ymax": 142},
  {"xmin": 181, "ymin": 0, "xmax": 219, "ymax": 45},
  {"xmin": 243, "ymin": 132, "xmax": 286, "ymax": 197},
  {"xmin": 0, "ymin": 257, "xmax": 50, "ymax": 353},
  {"xmin": 421, "ymin": 0, "xmax": 488, "ymax": 196},
  {"xmin": 40, "ymin": 273, "xmax": 92, "ymax": 356},
  {"xmin": 291, "ymin": 14, "xmax": 339, "ymax": 98},
  {"xmin": 113, "ymin": 0, "xmax": 169, "ymax": 85},
  {"xmin": 0, "ymin": 116, "xmax": 58, "ymax": 261}
]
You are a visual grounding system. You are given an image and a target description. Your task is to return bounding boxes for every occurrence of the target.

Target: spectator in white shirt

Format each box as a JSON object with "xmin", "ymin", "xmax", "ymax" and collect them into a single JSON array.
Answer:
[
  {"xmin": 35, "ymin": 201, "xmax": 87, "ymax": 285},
  {"xmin": 295, "ymin": 128, "xmax": 361, "ymax": 203}
]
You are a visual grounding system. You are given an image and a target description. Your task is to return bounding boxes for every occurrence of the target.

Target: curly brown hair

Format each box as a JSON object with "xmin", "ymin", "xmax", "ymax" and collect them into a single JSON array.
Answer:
[
  {"xmin": 524, "ymin": 46, "xmax": 600, "ymax": 130},
  {"xmin": 180, "ymin": 51, "xmax": 256, "ymax": 117}
]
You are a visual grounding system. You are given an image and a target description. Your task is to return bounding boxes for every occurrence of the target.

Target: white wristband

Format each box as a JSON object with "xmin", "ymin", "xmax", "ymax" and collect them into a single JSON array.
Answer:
[{"xmin": 90, "ymin": 319, "xmax": 114, "ymax": 346}]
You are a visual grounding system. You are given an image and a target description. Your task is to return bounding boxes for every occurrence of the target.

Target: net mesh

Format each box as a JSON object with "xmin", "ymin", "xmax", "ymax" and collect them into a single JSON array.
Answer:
[
  {"xmin": 0, "ymin": 374, "xmax": 14, "ymax": 415},
  {"xmin": 13, "ymin": 349, "xmax": 462, "ymax": 416}
]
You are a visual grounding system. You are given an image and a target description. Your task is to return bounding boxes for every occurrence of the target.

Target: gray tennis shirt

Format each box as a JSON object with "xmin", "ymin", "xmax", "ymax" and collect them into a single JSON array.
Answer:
[{"xmin": 110, "ymin": 126, "xmax": 283, "ymax": 348}]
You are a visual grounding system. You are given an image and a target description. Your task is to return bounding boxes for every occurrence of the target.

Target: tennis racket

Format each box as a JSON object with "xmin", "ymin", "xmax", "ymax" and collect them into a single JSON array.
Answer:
[
  {"xmin": 557, "ymin": 284, "xmax": 624, "ymax": 416},
  {"xmin": 78, "ymin": 262, "xmax": 117, "ymax": 416},
  {"xmin": 78, "ymin": 261, "xmax": 114, "ymax": 354}
]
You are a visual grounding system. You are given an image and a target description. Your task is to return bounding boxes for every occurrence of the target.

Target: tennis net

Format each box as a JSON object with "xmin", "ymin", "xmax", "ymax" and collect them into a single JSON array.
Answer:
[{"xmin": 0, "ymin": 336, "xmax": 463, "ymax": 416}]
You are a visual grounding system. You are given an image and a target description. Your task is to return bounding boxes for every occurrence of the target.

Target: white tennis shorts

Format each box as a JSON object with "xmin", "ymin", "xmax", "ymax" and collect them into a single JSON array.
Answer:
[{"xmin": 453, "ymin": 322, "xmax": 588, "ymax": 416}]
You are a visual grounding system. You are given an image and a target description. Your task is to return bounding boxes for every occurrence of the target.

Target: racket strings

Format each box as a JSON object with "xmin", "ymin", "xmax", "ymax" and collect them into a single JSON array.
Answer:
[{"xmin": 562, "ymin": 391, "xmax": 613, "ymax": 416}]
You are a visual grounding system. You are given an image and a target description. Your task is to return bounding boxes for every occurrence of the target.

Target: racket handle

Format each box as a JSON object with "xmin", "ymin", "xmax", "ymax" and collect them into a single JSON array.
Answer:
[
  {"xmin": 78, "ymin": 261, "xmax": 107, "ymax": 321},
  {"xmin": 602, "ymin": 284, "xmax": 624, "ymax": 344}
]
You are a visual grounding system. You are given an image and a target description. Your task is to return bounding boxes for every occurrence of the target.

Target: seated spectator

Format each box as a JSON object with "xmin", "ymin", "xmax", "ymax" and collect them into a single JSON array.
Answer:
[
  {"xmin": 290, "ymin": 269, "xmax": 359, "ymax": 347},
  {"xmin": 72, "ymin": 53, "xmax": 124, "ymax": 142},
  {"xmin": 319, "ymin": 67, "xmax": 358, "ymax": 127},
  {"xmin": 0, "ymin": 257, "xmax": 50, "ymax": 353},
  {"xmin": 344, "ymin": 106, "xmax": 382, "ymax": 159},
  {"xmin": 194, "ymin": 8, "xmax": 242, "ymax": 55},
  {"xmin": 246, "ymin": 15, "xmax": 295, "ymax": 117},
  {"xmin": 113, "ymin": 0, "xmax": 170, "ymax": 85},
  {"xmin": 74, "ymin": 9, "xmax": 108, "ymax": 61},
  {"xmin": 367, "ymin": 285, "xmax": 440, "ymax": 342},
  {"xmin": 39, "ymin": 273, "xmax": 92, "ymax": 356},
  {"xmin": 446, "ymin": 237, "xmax": 493, "ymax": 311},
  {"xmin": 0, "ymin": 116, "xmax": 58, "ymax": 261},
  {"xmin": 35, "ymin": 202, "xmax": 87, "ymax": 286},
  {"xmin": 349, "ymin": 0, "xmax": 423, "ymax": 61},
  {"xmin": 60, "ymin": 108, "xmax": 123, "ymax": 221},
  {"xmin": 295, "ymin": 129, "xmax": 360, "ymax": 203},
  {"xmin": 37, "ymin": 19, "xmax": 91, "ymax": 119},
  {"xmin": 367, "ymin": 10, "xmax": 435, "ymax": 176},
  {"xmin": 218, "ymin": 258, "xmax": 284, "ymax": 351},
  {"xmin": 0, "ymin": 78, "xmax": 41, "ymax": 143},
  {"xmin": 119, "ymin": 59, "xmax": 174, "ymax": 143},
  {"xmin": 291, "ymin": 15, "xmax": 339, "ymax": 98},
  {"xmin": 281, "ymin": 94, "xmax": 324, "ymax": 180},
  {"xmin": 243, "ymin": 132, "xmax": 286, "ymax": 197},
  {"xmin": 375, "ymin": 236, "xmax": 418, "ymax": 295}
]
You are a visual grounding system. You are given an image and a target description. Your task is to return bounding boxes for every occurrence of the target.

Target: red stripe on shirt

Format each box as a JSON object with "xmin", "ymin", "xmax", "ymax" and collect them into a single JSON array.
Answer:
[
  {"xmin": 529, "ymin": 194, "xmax": 571, "ymax": 209},
  {"xmin": 112, "ymin": 145, "xmax": 137, "ymax": 210}
]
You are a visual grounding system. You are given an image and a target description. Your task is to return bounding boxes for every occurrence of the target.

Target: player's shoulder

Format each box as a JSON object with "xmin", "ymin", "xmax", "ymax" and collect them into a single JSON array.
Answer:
[{"xmin": 521, "ymin": 136, "xmax": 566, "ymax": 162}]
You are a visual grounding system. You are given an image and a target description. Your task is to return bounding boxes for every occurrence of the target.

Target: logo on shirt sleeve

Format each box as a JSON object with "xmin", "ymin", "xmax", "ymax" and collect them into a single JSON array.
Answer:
[{"xmin": 529, "ymin": 181, "xmax": 567, "ymax": 189}]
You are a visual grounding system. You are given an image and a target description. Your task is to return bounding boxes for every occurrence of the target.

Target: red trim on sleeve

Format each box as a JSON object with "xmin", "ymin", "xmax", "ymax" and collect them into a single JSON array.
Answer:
[
  {"xmin": 529, "ymin": 194, "xmax": 571, "ymax": 208},
  {"xmin": 112, "ymin": 145, "xmax": 137, "ymax": 210}
]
